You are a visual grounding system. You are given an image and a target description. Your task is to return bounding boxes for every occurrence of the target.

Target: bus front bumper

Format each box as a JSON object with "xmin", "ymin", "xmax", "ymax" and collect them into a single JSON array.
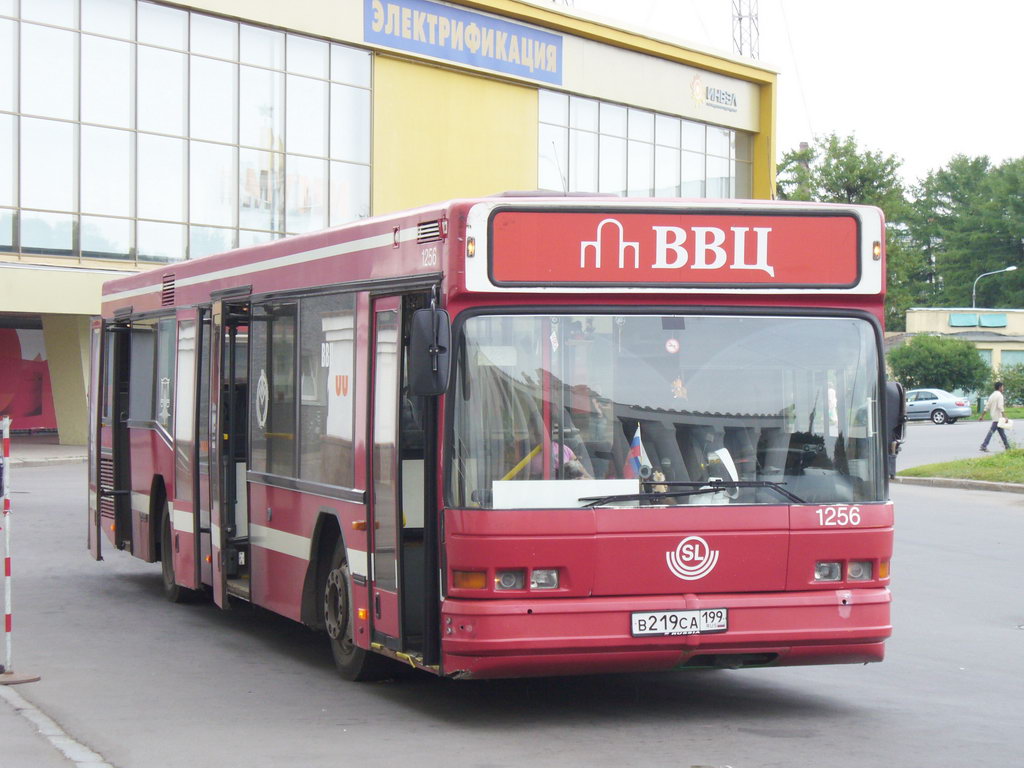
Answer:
[{"xmin": 439, "ymin": 588, "xmax": 891, "ymax": 679}]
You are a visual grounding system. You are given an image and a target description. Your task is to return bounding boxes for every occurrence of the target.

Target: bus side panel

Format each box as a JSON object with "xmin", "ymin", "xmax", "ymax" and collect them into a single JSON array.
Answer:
[
  {"xmin": 248, "ymin": 482, "xmax": 370, "ymax": 630},
  {"xmin": 171, "ymin": 498, "xmax": 199, "ymax": 590}
]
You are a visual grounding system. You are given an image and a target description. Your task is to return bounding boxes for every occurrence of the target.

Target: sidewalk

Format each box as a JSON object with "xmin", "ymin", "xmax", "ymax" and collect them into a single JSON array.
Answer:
[
  {"xmin": 2, "ymin": 432, "xmax": 94, "ymax": 765},
  {"xmin": 3, "ymin": 433, "xmax": 87, "ymax": 469}
]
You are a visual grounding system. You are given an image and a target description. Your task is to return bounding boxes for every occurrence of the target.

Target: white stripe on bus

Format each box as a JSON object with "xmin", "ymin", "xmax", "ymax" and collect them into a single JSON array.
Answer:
[
  {"xmin": 172, "ymin": 505, "xmax": 193, "ymax": 533},
  {"xmin": 346, "ymin": 548, "xmax": 368, "ymax": 580},
  {"xmin": 103, "ymin": 227, "xmax": 416, "ymax": 303},
  {"xmin": 249, "ymin": 523, "xmax": 311, "ymax": 561},
  {"xmin": 131, "ymin": 491, "xmax": 149, "ymax": 517}
]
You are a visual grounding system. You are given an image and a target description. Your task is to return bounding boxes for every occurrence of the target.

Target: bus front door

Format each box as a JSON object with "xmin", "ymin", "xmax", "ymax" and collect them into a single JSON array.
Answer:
[
  {"xmin": 369, "ymin": 294, "xmax": 434, "ymax": 658},
  {"xmin": 370, "ymin": 298, "xmax": 404, "ymax": 646}
]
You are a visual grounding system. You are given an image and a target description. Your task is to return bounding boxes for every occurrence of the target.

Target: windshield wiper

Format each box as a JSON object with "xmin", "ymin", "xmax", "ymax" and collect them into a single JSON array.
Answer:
[{"xmin": 578, "ymin": 480, "xmax": 805, "ymax": 508}]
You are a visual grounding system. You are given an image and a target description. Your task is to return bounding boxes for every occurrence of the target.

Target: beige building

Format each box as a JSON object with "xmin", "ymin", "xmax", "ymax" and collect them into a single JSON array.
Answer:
[
  {"xmin": 904, "ymin": 307, "xmax": 1024, "ymax": 370},
  {"xmin": 0, "ymin": 0, "xmax": 778, "ymax": 444}
]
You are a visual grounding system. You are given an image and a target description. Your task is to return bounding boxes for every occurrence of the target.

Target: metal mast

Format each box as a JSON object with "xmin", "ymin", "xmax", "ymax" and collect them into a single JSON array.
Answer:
[{"xmin": 732, "ymin": 0, "xmax": 760, "ymax": 59}]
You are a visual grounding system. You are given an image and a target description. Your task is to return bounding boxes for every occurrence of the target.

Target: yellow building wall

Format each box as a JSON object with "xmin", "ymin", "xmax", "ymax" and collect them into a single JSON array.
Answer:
[
  {"xmin": 372, "ymin": 55, "xmax": 538, "ymax": 214},
  {"xmin": 0, "ymin": 267, "xmax": 112, "ymax": 315},
  {"xmin": 41, "ymin": 315, "xmax": 92, "ymax": 445}
]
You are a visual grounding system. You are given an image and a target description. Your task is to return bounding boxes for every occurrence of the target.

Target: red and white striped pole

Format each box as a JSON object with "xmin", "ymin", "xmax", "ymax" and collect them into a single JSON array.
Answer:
[{"xmin": 1, "ymin": 416, "xmax": 40, "ymax": 685}]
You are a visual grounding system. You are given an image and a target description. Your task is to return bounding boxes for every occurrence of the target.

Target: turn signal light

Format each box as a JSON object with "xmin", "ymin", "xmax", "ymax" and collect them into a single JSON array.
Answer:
[
  {"xmin": 878, "ymin": 560, "xmax": 890, "ymax": 579},
  {"xmin": 453, "ymin": 570, "xmax": 487, "ymax": 589},
  {"xmin": 357, "ymin": 608, "xmax": 368, "ymax": 620}
]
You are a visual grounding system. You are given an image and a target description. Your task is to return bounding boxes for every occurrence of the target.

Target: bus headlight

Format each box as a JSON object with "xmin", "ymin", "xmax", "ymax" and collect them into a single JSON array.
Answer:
[
  {"xmin": 847, "ymin": 560, "xmax": 873, "ymax": 581},
  {"xmin": 814, "ymin": 561, "xmax": 842, "ymax": 582},
  {"xmin": 530, "ymin": 568, "xmax": 559, "ymax": 590},
  {"xmin": 495, "ymin": 570, "xmax": 525, "ymax": 590}
]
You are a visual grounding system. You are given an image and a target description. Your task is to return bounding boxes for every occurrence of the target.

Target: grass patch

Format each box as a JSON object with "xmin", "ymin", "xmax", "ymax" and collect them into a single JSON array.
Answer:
[{"xmin": 898, "ymin": 448, "xmax": 1024, "ymax": 483}]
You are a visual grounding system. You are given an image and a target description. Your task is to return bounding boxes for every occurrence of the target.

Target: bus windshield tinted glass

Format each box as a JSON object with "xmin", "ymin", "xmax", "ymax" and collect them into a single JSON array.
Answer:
[{"xmin": 449, "ymin": 314, "xmax": 883, "ymax": 509}]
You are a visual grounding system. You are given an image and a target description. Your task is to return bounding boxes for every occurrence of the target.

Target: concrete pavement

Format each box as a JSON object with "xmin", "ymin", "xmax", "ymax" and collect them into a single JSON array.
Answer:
[{"xmin": 2, "ymin": 432, "xmax": 88, "ymax": 469}]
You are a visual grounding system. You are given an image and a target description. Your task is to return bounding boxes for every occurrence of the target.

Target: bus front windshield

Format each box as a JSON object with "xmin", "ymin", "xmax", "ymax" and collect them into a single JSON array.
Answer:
[{"xmin": 449, "ymin": 313, "xmax": 884, "ymax": 509}]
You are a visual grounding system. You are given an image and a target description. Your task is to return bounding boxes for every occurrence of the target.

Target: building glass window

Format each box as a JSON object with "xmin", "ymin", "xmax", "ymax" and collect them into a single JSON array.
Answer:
[
  {"xmin": 240, "ymin": 66, "xmax": 284, "ymax": 151},
  {"xmin": 22, "ymin": 0, "xmax": 75, "ymax": 27},
  {"xmin": 329, "ymin": 161, "xmax": 370, "ymax": 224},
  {"xmin": 21, "ymin": 118, "xmax": 74, "ymax": 211},
  {"xmin": 81, "ymin": 215, "xmax": 131, "ymax": 258},
  {"xmin": 286, "ymin": 155, "xmax": 326, "ymax": 234},
  {"xmin": 21, "ymin": 211, "xmax": 74, "ymax": 253},
  {"xmin": 137, "ymin": 2, "xmax": 187, "ymax": 50},
  {"xmin": 190, "ymin": 140, "xmax": 236, "ymax": 227},
  {"xmin": 1, "ymin": 2, "xmax": 371, "ymax": 262},
  {"xmin": 189, "ymin": 225, "xmax": 233, "ymax": 260},
  {"xmin": 0, "ymin": 113, "xmax": 13, "ymax": 208},
  {"xmin": 190, "ymin": 56, "xmax": 237, "ymax": 144},
  {"xmin": 539, "ymin": 90, "xmax": 753, "ymax": 200},
  {"xmin": 82, "ymin": 126, "xmax": 132, "ymax": 217},
  {"xmin": 138, "ymin": 46, "xmax": 187, "ymax": 136},
  {"xmin": 241, "ymin": 24, "xmax": 284, "ymax": 69},
  {"xmin": 82, "ymin": 35, "xmax": 134, "ymax": 129},
  {"xmin": 0, "ymin": 210, "xmax": 12, "ymax": 250},
  {"xmin": 81, "ymin": 0, "xmax": 135, "ymax": 39},
  {"xmin": 21, "ymin": 24, "xmax": 76, "ymax": 121},
  {"xmin": 138, "ymin": 133, "xmax": 185, "ymax": 221},
  {"xmin": 1, "ymin": 19, "xmax": 17, "ymax": 113},
  {"xmin": 286, "ymin": 75, "xmax": 328, "ymax": 157},
  {"xmin": 137, "ymin": 220, "xmax": 184, "ymax": 262}
]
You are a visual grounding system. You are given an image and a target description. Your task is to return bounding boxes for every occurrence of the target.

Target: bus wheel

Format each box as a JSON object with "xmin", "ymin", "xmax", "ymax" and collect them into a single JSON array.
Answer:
[
  {"xmin": 324, "ymin": 542, "xmax": 391, "ymax": 681},
  {"xmin": 161, "ymin": 508, "xmax": 194, "ymax": 603}
]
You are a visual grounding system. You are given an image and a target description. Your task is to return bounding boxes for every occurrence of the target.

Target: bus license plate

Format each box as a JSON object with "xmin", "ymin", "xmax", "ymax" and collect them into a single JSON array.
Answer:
[{"xmin": 631, "ymin": 608, "xmax": 728, "ymax": 637}]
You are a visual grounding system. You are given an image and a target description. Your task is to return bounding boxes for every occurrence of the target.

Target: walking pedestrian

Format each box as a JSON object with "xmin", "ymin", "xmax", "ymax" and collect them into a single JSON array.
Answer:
[{"xmin": 979, "ymin": 381, "xmax": 1011, "ymax": 452}]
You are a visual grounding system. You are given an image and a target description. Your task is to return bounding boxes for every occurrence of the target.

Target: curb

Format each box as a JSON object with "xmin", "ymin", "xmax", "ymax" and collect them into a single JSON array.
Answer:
[
  {"xmin": 891, "ymin": 476, "xmax": 1024, "ymax": 494},
  {"xmin": 5, "ymin": 458, "xmax": 88, "ymax": 469}
]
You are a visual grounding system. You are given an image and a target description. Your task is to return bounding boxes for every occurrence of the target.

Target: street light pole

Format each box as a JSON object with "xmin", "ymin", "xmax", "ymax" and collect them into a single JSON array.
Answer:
[{"xmin": 972, "ymin": 265, "xmax": 1018, "ymax": 308}]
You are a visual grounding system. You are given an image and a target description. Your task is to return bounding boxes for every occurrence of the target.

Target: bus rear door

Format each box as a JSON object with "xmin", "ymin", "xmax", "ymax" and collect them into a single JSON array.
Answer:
[
  {"xmin": 96, "ymin": 319, "xmax": 133, "ymax": 553},
  {"xmin": 208, "ymin": 298, "xmax": 251, "ymax": 608}
]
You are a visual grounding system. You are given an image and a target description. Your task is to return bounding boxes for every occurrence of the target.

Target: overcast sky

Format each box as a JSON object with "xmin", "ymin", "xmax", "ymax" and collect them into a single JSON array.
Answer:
[{"xmin": 564, "ymin": 0, "xmax": 1023, "ymax": 187}]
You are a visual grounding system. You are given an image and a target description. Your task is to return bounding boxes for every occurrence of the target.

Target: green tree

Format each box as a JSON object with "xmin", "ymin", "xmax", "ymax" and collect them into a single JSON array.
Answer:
[
  {"xmin": 987, "ymin": 363, "xmax": 1024, "ymax": 407},
  {"xmin": 910, "ymin": 155, "xmax": 1024, "ymax": 308},
  {"xmin": 887, "ymin": 334, "xmax": 990, "ymax": 393},
  {"xmin": 777, "ymin": 133, "xmax": 928, "ymax": 330}
]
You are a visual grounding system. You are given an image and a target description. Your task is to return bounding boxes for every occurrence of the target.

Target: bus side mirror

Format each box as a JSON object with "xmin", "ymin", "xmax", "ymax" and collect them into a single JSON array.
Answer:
[
  {"xmin": 408, "ymin": 307, "xmax": 452, "ymax": 396},
  {"xmin": 884, "ymin": 381, "xmax": 906, "ymax": 478}
]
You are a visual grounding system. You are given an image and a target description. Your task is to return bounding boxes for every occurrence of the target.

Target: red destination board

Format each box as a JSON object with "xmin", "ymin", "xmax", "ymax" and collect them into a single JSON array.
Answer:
[{"xmin": 488, "ymin": 209, "xmax": 861, "ymax": 288}]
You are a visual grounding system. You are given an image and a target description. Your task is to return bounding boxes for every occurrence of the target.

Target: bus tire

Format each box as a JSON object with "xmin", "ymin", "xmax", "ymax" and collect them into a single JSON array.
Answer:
[
  {"xmin": 160, "ymin": 507, "xmax": 195, "ymax": 603},
  {"xmin": 324, "ymin": 541, "xmax": 391, "ymax": 681}
]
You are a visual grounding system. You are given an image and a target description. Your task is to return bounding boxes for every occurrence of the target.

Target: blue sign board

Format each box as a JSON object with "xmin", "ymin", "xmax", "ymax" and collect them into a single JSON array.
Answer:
[{"xmin": 365, "ymin": 0, "xmax": 563, "ymax": 85}]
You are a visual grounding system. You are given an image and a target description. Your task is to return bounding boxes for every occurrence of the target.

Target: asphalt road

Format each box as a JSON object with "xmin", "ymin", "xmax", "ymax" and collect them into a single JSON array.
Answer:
[
  {"xmin": 897, "ymin": 416, "xmax": 1017, "ymax": 471},
  {"xmin": 2, "ymin": 462, "xmax": 1022, "ymax": 768}
]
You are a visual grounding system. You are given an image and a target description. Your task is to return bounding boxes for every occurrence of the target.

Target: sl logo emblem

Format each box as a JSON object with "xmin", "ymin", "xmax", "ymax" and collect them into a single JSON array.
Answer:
[{"xmin": 666, "ymin": 536, "xmax": 719, "ymax": 581}]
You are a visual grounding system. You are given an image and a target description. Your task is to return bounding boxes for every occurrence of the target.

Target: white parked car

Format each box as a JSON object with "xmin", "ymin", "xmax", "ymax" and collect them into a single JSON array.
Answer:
[{"xmin": 904, "ymin": 388, "xmax": 972, "ymax": 425}]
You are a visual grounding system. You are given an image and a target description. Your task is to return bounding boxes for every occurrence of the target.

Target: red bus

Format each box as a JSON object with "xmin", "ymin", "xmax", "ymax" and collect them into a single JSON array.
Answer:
[{"xmin": 88, "ymin": 196, "xmax": 904, "ymax": 681}]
